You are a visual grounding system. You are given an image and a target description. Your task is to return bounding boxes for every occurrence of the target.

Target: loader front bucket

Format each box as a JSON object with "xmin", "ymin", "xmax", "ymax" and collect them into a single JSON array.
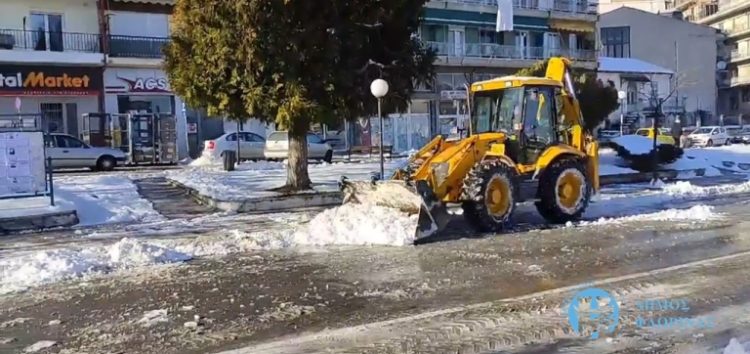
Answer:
[{"xmin": 339, "ymin": 178, "xmax": 451, "ymax": 242}]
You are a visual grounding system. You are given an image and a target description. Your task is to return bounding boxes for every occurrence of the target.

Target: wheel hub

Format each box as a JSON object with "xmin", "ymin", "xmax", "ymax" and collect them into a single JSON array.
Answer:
[
  {"xmin": 557, "ymin": 170, "xmax": 583, "ymax": 210},
  {"xmin": 486, "ymin": 176, "xmax": 511, "ymax": 217}
]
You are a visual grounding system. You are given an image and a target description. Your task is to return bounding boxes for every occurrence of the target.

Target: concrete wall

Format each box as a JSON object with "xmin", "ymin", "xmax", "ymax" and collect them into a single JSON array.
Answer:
[
  {"xmin": 598, "ymin": 0, "xmax": 669, "ymax": 14},
  {"xmin": 599, "ymin": 7, "xmax": 719, "ymax": 114}
]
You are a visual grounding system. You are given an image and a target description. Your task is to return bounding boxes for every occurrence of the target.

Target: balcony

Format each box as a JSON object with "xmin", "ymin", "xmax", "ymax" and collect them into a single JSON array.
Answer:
[
  {"xmin": 433, "ymin": 0, "xmax": 595, "ymax": 14},
  {"xmin": 427, "ymin": 41, "xmax": 597, "ymax": 62},
  {"xmin": 730, "ymin": 76, "xmax": 750, "ymax": 86},
  {"xmin": 0, "ymin": 28, "xmax": 100, "ymax": 53},
  {"xmin": 108, "ymin": 35, "xmax": 169, "ymax": 59},
  {"xmin": 0, "ymin": 28, "xmax": 103, "ymax": 65},
  {"xmin": 730, "ymin": 49, "xmax": 750, "ymax": 62}
]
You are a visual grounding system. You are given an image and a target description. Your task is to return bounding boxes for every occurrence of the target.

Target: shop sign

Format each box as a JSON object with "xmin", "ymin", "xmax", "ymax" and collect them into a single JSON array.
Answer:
[
  {"xmin": 0, "ymin": 65, "xmax": 101, "ymax": 96},
  {"xmin": 440, "ymin": 90, "xmax": 468, "ymax": 100},
  {"xmin": 117, "ymin": 76, "xmax": 170, "ymax": 93}
]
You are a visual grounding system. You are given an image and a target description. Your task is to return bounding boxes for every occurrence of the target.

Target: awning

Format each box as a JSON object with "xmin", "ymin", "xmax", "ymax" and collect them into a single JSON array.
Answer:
[
  {"xmin": 112, "ymin": 0, "xmax": 174, "ymax": 4},
  {"xmin": 548, "ymin": 19, "xmax": 595, "ymax": 33},
  {"xmin": 422, "ymin": 8, "xmax": 548, "ymax": 30},
  {"xmin": 620, "ymin": 74, "xmax": 650, "ymax": 82}
]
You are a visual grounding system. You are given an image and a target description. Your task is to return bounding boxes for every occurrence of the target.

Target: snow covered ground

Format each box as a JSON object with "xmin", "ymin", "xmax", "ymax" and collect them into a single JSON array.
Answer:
[
  {"xmin": 668, "ymin": 144, "xmax": 750, "ymax": 176},
  {"xmin": 0, "ymin": 175, "xmax": 163, "ymax": 227}
]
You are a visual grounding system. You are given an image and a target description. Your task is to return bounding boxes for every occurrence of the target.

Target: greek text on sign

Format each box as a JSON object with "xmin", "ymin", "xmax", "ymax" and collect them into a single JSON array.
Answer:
[
  {"xmin": 118, "ymin": 76, "xmax": 170, "ymax": 93},
  {"xmin": 440, "ymin": 90, "xmax": 468, "ymax": 100}
]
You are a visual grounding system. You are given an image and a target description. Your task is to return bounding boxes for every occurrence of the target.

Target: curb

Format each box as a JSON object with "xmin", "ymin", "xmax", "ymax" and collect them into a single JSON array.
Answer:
[
  {"xmin": 168, "ymin": 168, "xmax": 711, "ymax": 214},
  {"xmin": 167, "ymin": 179, "xmax": 343, "ymax": 213},
  {"xmin": 0, "ymin": 210, "xmax": 79, "ymax": 235}
]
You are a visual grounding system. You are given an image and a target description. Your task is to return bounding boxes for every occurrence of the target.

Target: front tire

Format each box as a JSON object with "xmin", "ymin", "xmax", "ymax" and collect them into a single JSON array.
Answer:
[
  {"xmin": 323, "ymin": 150, "xmax": 333, "ymax": 163},
  {"xmin": 535, "ymin": 158, "xmax": 591, "ymax": 224},
  {"xmin": 707, "ymin": 139, "xmax": 714, "ymax": 147},
  {"xmin": 96, "ymin": 156, "xmax": 117, "ymax": 172},
  {"xmin": 461, "ymin": 160, "xmax": 517, "ymax": 232}
]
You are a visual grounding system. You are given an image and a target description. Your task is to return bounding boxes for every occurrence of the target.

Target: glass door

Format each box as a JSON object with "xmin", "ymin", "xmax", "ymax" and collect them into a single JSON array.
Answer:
[
  {"xmin": 449, "ymin": 28, "xmax": 465, "ymax": 57},
  {"xmin": 515, "ymin": 31, "xmax": 529, "ymax": 59},
  {"xmin": 30, "ymin": 13, "xmax": 63, "ymax": 51}
]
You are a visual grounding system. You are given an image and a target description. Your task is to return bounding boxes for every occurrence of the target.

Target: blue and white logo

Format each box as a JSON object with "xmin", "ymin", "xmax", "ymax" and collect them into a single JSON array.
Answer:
[{"xmin": 567, "ymin": 287, "xmax": 620, "ymax": 339}]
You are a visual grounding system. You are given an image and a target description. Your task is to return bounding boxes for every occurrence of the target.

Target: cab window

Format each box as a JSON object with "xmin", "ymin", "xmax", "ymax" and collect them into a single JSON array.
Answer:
[
  {"xmin": 636, "ymin": 130, "xmax": 649, "ymax": 137},
  {"xmin": 522, "ymin": 87, "xmax": 555, "ymax": 145}
]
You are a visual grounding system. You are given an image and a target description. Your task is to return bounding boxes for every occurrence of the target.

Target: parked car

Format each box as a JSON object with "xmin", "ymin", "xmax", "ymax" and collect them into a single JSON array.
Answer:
[
  {"xmin": 264, "ymin": 131, "xmax": 333, "ymax": 162},
  {"xmin": 738, "ymin": 127, "xmax": 750, "ymax": 144},
  {"xmin": 634, "ymin": 128, "xmax": 676, "ymax": 145},
  {"xmin": 688, "ymin": 126, "xmax": 731, "ymax": 147},
  {"xmin": 202, "ymin": 131, "xmax": 267, "ymax": 160},
  {"xmin": 44, "ymin": 133, "xmax": 127, "ymax": 171},
  {"xmin": 725, "ymin": 125, "xmax": 745, "ymax": 143},
  {"xmin": 597, "ymin": 130, "xmax": 621, "ymax": 144}
]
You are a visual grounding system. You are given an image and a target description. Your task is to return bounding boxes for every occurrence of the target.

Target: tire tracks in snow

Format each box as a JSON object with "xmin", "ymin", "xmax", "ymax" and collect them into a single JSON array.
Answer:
[{"xmin": 222, "ymin": 250, "xmax": 750, "ymax": 354}]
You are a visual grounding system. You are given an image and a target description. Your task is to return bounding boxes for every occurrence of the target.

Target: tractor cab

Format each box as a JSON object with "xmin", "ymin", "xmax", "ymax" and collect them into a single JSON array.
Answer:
[{"xmin": 470, "ymin": 77, "xmax": 567, "ymax": 166}]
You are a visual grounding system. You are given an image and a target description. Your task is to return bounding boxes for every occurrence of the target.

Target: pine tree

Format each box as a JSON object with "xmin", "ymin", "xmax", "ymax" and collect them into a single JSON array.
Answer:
[
  {"xmin": 515, "ymin": 59, "xmax": 619, "ymax": 131},
  {"xmin": 165, "ymin": 0, "xmax": 435, "ymax": 191}
]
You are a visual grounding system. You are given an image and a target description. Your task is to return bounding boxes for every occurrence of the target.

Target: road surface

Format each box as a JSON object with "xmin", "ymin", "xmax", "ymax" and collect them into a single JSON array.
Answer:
[{"xmin": 1, "ymin": 178, "xmax": 750, "ymax": 354}]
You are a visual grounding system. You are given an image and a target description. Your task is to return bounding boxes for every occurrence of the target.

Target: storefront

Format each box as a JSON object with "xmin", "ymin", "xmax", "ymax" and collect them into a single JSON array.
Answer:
[
  {"xmin": 103, "ymin": 68, "xmax": 188, "ymax": 159},
  {"xmin": 0, "ymin": 64, "xmax": 102, "ymax": 137}
]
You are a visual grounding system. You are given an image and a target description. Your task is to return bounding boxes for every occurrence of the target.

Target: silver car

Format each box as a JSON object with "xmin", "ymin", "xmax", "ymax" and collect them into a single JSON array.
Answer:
[
  {"xmin": 264, "ymin": 131, "xmax": 333, "ymax": 162},
  {"xmin": 44, "ymin": 133, "xmax": 127, "ymax": 171}
]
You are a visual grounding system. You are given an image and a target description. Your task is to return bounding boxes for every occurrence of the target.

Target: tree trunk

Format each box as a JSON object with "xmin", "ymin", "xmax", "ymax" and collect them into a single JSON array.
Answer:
[{"xmin": 284, "ymin": 119, "xmax": 312, "ymax": 191}]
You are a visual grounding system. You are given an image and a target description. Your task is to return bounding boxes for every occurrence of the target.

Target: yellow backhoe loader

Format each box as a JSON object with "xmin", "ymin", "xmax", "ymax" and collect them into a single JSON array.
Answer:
[{"xmin": 340, "ymin": 57, "xmax": 600, "ymax": 242}]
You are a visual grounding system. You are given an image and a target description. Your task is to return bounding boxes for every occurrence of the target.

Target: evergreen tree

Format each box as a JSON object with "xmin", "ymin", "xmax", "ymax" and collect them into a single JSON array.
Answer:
[
  {"xmin": 516, "ymin": 59, "xmax": 619, "ymax": 132},
  {"xmin": 165, "ymin": 0, "xmax": 435, "ymax": 191}
]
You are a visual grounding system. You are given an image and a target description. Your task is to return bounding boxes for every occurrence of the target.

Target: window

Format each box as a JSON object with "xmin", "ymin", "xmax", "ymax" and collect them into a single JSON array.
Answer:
[
  {"xmin": 245, "ymin": 133, "xmax": 265, "ymax": 143},
  {"xmin": 742, "ymin": 87, "xmax": 750, "ymax": 103},
  {"xmin": 41, "ymin": 103, "xmax": 63, "ymax": 133},
  {"xmin": 54, "ymin": 135, "xmax": 84, "ymax": 148},
  {"xmin": 30, "ymin": 13, "xmax": 63, "ymax": 52},
  {"xmin": 636, "ymin": 129, "xmax": 649, "ymax": 137},
  {"xmin": 306, "ymin": 133, "xmax": 323, "ymax": 144},
  {"xmin": 600, "ymin": 26, "xmax": 630, "ymax": 58},
  {"xmin": 267, "ymin": 132, "xmax": 288, "ymax": 141}
]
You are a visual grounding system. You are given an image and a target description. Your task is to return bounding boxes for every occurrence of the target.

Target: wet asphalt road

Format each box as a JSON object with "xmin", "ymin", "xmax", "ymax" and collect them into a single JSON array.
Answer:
[{"xmin": 2, "ymin": 178, "xmax": 750, "ymax": 353}]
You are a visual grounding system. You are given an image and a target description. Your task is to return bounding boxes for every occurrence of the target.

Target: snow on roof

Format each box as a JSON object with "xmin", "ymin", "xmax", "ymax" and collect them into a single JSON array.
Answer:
[{"xmin": 598, "ymin": 57, "xmax": 674, "ymax": 75}]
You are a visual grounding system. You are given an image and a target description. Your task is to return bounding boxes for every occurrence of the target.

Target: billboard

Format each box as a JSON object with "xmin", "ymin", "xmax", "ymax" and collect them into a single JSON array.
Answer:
[
  {"xmin": 0, "ymin": 131, "xmax": 47, "ymax": 198},
  {"xmin": 0, "ymin": 65, "xmax": 102, "ymax": 96}
]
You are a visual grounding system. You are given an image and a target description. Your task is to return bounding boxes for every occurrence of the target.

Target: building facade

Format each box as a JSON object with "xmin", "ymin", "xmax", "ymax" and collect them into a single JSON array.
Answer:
[
  {"xmin": 675, "ymin": 0, "xmax": 750, "ymax": 123},
  {"xmin": 599, "ymin": 7, "xmax": 719, "ymax": 125},
  {"xmin": 372, "ymin": 0, "xmax": 598, "ymax": 152},
  {"xmin": 0, "ymin": 0, "xmax": 104, "ymax": 135}
]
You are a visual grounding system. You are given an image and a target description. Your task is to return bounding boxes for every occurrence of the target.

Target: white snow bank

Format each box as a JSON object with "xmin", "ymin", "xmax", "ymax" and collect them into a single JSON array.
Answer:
[
  {"xmin": 189, "ymin": 154, "xmax": 219, "ymax": 167},
  {"xmin": 293, "ymin": 202, "xmax": 418, "ymax": 246},
  {"xmin": 611, "ymin": 135, "xmax": 662, "ymax": 155},
  {"xmin": 0, "ymin": 238, "xmax": 191, "ymax": 294},
  {"xmin": 599, "ymin": 148, "xmax": 638, "ymax": 175},
  {"xmin": 668, "ymin": 145, "xmax": 750, "ymax": 175},
  {"xmin": 0, "ymin": 197, "xmax": 74, "ymax": 219},
  {"xmin": 580, "ymin": 205, "xmax": 720, "ymax": 226},
  {"xmin": 54, "ymin": 175, "xmax": 163, "ymax": 226},
  {"xmin": 723, "ymin": 338, "xmax": 748, "ymax": 354}
]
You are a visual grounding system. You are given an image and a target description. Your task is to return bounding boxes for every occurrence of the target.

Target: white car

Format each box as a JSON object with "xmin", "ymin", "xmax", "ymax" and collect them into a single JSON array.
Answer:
[
  {"xmin": 688, "ymin": 126, "xmax": 731, "ymax": 147},
  {"xmin": 45, "ymin": 133, "xmax": 127, "ymax": 171},
  {"xmin": 202, "ymin": 131, "xmax": 267, "ymax": 160},
  {"xmin": 264, "ymin": 131, "xmax": 333, "ymax": 162}
]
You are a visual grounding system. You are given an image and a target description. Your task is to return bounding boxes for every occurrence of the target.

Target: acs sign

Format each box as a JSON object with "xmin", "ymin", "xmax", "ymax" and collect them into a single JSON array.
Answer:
[{"xmin": 118, "ymin": 76, "xmax": 170, "ymax": 93}]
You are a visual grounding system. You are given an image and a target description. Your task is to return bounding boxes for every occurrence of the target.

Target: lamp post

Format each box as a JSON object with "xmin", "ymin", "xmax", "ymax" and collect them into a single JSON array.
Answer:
[
  {"xmin": 618, "ymin": 90, "xmax": 627, "ymax": 136},
  {"xmin": 370, "ymin": 79, "xmax": 389, "ymax": 180}
]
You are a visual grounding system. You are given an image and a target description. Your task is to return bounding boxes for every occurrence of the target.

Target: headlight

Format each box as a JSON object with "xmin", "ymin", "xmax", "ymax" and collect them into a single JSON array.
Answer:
[{"xmin": 431, "ymin": 162, "xmax": 450, "ymax": 186}]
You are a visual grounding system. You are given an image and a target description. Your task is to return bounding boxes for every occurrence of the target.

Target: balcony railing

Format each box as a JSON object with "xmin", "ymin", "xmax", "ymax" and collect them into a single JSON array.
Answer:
[
  {"xmin": 439, "ymin": 0, "xmax": 595, "ymax": 13},
  {"xmin": 108, "ymin": 35, "xmax": 169, "ymax": 58},
  {"xmin": 726, "ymin": 22, "xmax": 750, "ymax": 35},
  {"xmin": 0, "ymin": 28, "xmax": 100, "ymax": 53},
  {"xmin": 427, "ymin": 41, "xmax": 596, "ymax": 61},
  {"xmin": 730, "ymin": 77, "xmax": 750, "ymax": 86},
  {"xmin": 730, "ymin": 49, "xmax": 750, "ymax": 61}
]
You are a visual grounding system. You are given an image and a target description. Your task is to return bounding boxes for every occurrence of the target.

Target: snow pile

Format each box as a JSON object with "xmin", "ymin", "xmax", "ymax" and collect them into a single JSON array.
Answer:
[
  {"xmin": 175, "ymin": 229, "xmax": 295, "ymax": 256},
  {"xmin": 189, "ymin": 154, "xmax": 220, "ymax": 167},
  {"xmin": 723, "ymin": 338, "xmax": 748, "ymax": 354},
  {"xmin": 137, "ymin": 309, "xmax": 169, "ymax": 327},
  {"xmin": 581, "ymin": 205, "xmax": 719, "ymax": 226},
  {"xmin": 611, "ymin": 135, "xmax": 662, "ymax": 155},
  {"xmin": 599, "ymin": 148, "xmax": 638, "ymax": 175},
  {"xmin": 0, "ymin": 238, "xmax": 191, "ymax": 294},
  {"xmin": 661, "ymin": 180, "xmax": 750, "ymax": 198},
  {"xmin": 293, "ymin": 202, "xmax": 418, "ymax": 246},
  {"xmin": 668, "ymin": 145, "xmax": 750, "ymax": 175},
  {"xmin": 54, "ymin": 175, "xmax": 164, "ymax": 226}
]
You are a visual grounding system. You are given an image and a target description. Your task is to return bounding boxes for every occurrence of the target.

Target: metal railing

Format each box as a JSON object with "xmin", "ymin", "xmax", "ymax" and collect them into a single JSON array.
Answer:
[
  {"xmin": 438, "ymin": 0, "xmax": 595, "ymax": 13},
  {"xmin": 427, "ymin": 41, "xmax": 596, "ymax": 61},
  {"xmin": 726, "ymin": 22, "xmax": 750, "ymax": 35},
  {"xmin": 108, "ymin": 35, "xmax": 170, "ymax": 58},
  {"xmin": 730, "ymin": 49, "xmax": 750, "ymax": 60},
  {"xmin": 0, "ymin": 28, "xmax": 100, "ymax": 53}
]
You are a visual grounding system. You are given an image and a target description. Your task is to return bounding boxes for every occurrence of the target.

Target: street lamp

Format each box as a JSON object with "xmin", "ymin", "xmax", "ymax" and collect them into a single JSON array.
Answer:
[
  {"xmin": 618, "ymin": 90, "xmax": 627, "ymax": 135},
  {"xmin": 370, "ymin": 78, "xmax": 389, "ymax": 180}
]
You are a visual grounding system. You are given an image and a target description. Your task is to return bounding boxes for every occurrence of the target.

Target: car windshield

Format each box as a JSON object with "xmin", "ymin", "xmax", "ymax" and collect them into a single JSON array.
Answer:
[
  {"xmin": 692, "ymin": 127, "xmax": 713, "ymax": 134},
  {"xmin": 472, "ymin": 87, "xmax": 524, "ymax": 134},
  {"xmin": 636, "ymin": 130, "xmax": 649, "ymax": 137}
]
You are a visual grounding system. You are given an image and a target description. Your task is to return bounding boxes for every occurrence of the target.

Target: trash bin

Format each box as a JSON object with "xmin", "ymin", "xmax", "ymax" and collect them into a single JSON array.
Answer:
[{"xmin": 223, "ymin": 150, "xmax": 236, "ymax": 171}]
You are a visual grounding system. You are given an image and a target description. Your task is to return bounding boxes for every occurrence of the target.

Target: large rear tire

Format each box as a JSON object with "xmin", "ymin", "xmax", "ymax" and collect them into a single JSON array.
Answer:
[
  {"xmin": 461, "ymin": 161, "xmax": 517, "ymax": 232},
  {"xmin": 535, "ymin": 158, "xmax": 591, "ymax": 224}
]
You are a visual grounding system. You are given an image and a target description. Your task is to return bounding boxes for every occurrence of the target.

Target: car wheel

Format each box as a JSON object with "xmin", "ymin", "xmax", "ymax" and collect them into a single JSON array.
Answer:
[
  {"xmin": 726, "ymin": 139, "xmax": 731, "ymax": 146},
  {"xmin": 96, "ymin": 156, "xmax": 117, "ymax": 171},
  {"xmin": 707, "ymin": 139, "xmax": 713, "ymax": 147},
  {"xmin": 323, "ymin": 150, "xmax": 333, "ymax": 163}
]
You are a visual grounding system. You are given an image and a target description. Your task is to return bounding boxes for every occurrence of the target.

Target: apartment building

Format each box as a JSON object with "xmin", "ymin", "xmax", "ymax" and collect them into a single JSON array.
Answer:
[
  {"xmin": 599, "ymin": 7, "xmax": 719, "ymax": 126},
  {"xmin": 0, "ymin": 0, "xmax": 104, "ymax": 136},
  {"xmin": 674, "ymin": 0, "xmax": 750, "ymax": 122},
  {"xmin": 374, "ymin": 0, "xmax": 598, "ymax": 152}
]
